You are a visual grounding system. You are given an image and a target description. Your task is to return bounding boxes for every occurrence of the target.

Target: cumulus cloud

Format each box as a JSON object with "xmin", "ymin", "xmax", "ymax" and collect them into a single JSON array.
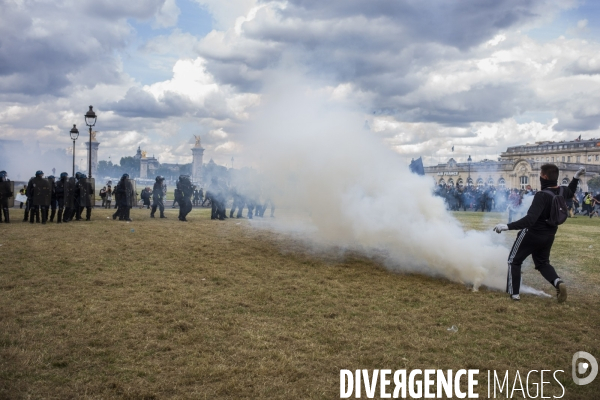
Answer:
[
  {"xmin": 111, "ymin": 57, "xmax": 260, "ymax": 120},
  {"xmin": 2, "ymin": 0, "xmax": 600, "ymax": 170}
]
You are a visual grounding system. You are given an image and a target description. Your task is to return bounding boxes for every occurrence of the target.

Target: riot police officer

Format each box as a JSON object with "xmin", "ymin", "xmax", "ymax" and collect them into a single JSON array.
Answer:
[
  {"xmin": 0, "ymin": 170, "xmax": 13, "ymax": 223},
  {"xmin": 150, "ymin": 176, "xmax": 167, "ymax": 218},
  {"xmin": 74, "ymin": 172, "xmax": 83, "ymax": 220},
  {"xmin": 229, "ymin": 187, "xmax": 245, "ymax": 218},
  {"xmin": 78, "ymin": 173, "xmax": 94, "ymax": 221},
  {"xmin": 27, "ymin": 170, "xmax": 51, "ymax": 224},
  {"xmin": 47, "ymin": 175, "xmax": 57, "ymax": 222},
  {"xmin": 176, "ymin": 175, "xmax": 194, "ymax": 221},
  {"xmin": 54, "ymin": 172, "xmax": 69, "ymax": 223},
  {"xmin": 114, "ymin": 173, "xmax": 135, "ymax": 221},
  {"xmin": 208, "ymin": 177, "xmax": 226, "ymax": 220}
]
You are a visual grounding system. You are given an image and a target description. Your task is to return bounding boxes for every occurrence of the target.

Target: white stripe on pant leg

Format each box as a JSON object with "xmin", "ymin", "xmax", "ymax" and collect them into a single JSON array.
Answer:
[
  {"xmin": 507, "ymin": 262, "xmax": 513, "ymax": 295},
  {"xmin": 508, "ymin": 229, "xmax": 528, "ymax": 264},
  {"xmin": 507, "ymin": 229, "xmax": 528, "ymax": 295}
]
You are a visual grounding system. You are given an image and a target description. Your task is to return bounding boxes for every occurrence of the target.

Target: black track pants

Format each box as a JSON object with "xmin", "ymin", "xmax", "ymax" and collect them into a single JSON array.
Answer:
[{"xmin": 506, "ymin": 229, "xmax": 560, "ymax": 296}]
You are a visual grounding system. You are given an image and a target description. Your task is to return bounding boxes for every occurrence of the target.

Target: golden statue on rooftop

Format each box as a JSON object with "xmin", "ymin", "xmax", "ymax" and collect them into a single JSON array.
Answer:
[
  {"xmin": 194, "ymin": 135, "xmax": 202, "ymax": 147},
  {"xmin": 141, "ymin": 150, "xmax": 147, "ymax": 158}
]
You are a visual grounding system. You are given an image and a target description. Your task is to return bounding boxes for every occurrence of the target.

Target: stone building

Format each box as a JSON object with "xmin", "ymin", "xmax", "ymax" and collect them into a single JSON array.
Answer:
[{"xmin": 424, "ymin": 138, "xmax": 600, "ymax": 191}]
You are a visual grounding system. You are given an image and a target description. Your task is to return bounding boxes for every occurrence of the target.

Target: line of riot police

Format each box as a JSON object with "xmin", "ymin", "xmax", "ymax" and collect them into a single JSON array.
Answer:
[
  {"xmin": 204, "ymin": 176, "xmax": 275, "ymax": 221},
  {"xmin": 0, "ymin": 170, "xmax": 95, "ymax": 224},
  {"xmin": 1, "ymin": 169, "xmax": 276, "ymax": 224}
]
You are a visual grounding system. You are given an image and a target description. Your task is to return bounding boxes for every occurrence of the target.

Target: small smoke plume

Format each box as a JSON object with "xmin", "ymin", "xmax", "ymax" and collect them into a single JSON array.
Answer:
[{"xmin": 242, "ymin": 72, "xmax": 509, "ymax": 290}]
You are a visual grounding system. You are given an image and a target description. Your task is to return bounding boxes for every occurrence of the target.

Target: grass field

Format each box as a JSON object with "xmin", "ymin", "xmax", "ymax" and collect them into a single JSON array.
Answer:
[{"xmin": 1, "ymin": 208, "xmax": 599, "ymax": 399}]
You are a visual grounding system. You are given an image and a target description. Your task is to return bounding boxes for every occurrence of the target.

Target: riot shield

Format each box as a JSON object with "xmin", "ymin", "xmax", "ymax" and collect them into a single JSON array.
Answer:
[
  {"xmin": 32, "ymin": 177, "xmax": 51, "ymax": 206},
  {"xmin": 0, "ymin": 180, "xmax": 15, "ymax": 208},
  {"xmin": 125, "ymin": 179, "xmax": 137, "ymax": 208},
  {"xmin": 79, "ymin": 178, "xmax": 95, "ymax": 207},
  {"xmin": 63, "ymin": 178, "xmax": 77, "ymax": 208}
]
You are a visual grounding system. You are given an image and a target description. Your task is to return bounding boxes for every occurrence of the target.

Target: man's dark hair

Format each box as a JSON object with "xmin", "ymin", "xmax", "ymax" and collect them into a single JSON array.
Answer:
[{"xmin": 540, "ymin": 164, "xmax": 559, "ymax": 181}]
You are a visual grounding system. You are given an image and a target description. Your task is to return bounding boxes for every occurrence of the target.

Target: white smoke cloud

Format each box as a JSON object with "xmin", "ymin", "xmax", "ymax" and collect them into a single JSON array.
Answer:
[{"xmin": 242, "ymin": 71, "xmax": 509, "ymax": 290}]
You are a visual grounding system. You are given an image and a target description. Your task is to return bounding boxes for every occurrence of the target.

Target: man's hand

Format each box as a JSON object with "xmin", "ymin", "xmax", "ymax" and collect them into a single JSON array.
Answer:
[
  {"xmin": 493, "ymin": 224, "xmax": 509, "ymax": 234},
  {"xmin": 574, "ymin": 167, "xmax": 586, "ymax": 179}
]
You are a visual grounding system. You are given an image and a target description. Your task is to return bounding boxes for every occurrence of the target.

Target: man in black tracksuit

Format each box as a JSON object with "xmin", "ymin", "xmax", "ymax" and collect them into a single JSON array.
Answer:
[{"xmin": 493, "ymin": 164, "xmax": 585, "ymax": 302}]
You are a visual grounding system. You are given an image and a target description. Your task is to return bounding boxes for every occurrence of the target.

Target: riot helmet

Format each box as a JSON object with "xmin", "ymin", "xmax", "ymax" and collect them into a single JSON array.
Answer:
[
  {"xmin": 35, "ymin": 170, "xmax": 44, "ymax": 177},
  {"xmin": 75, "ymin": 172, "xmax": 82, "ymax": 179},
  {"xmin": 156, "ymin": 175, "xmax": 164, "ymax": 182},
  {"xmin": 122, "ymin": 173, "xmax": 129, "ymax": 180},
  {"xmin": 60, "ymin": 172, "xmax": 68, "ymax": 179}
]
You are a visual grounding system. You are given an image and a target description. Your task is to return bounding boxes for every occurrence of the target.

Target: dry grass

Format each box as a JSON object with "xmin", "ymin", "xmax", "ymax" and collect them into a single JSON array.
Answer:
[{"xmin": 0, "ymin": 208, "xmax": 599, "ymax": 399}]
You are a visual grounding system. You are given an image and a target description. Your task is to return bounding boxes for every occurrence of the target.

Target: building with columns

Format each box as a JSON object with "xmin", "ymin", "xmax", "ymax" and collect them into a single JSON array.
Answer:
[{"xmin": 423, "ymin": 138, "xmax": 600, "ymax": 191}]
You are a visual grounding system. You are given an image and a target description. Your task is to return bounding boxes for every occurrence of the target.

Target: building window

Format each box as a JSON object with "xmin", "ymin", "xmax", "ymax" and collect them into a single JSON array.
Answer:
[
  {"xmin": 467, "ymin": 178, "xmax": 473, "ymax": 187},
  {"xmin": 562, "ymin": 156, "xmax": 565, "ymax": 162},
  {"xmin": 588, "ymin": 155, "xmax": 592, "ymax": 162},
  {"xmin": 546, "ymin": 157, "xmax": 549, "ymax": 162},
  {"xmin": 447, "ymin": 178, "xmax": 454, "ymax": 187},
  {"xmin": 551, "ymin": 157, "xmax": 554, "ymax": 162},
  {"xmin": 439, "ymin": 178, "xmax": 445, "ymax": 186},
  {"xmin": 568, "ymin": 156, "xmax": 571, "ymax": 162},
  {"xmin": 596, "ymin": 155, "xmax": 599, "ymax": 161},
  {"xmin": 498, "ymin": 178, "xmax": 506, "ymax": 188},
  {"xmin": 577, "ymin": 156, "xmax": 581, "ymax": 162},
  {"xmin": 519, "ymin": 176, "xmax": 529, "ymax": 189},
  {"xmin": 562, "ymin": 178, "xmax": 569, "ymax": 185},
  {"xmin": 487, "ymin": 178, "xmax": 494, "ymax": 186},
  {"xmin": 457, "ymin": 178, "xmax": 463, "ymax": 187},
  {"xmin": 477, "ymin": 178, "xmax": 484, "ymax": 188}
]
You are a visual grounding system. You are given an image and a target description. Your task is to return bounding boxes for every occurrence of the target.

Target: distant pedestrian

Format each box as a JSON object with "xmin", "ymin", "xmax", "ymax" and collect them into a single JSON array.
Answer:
[
  {"xmin": 99, "ymin": 186, "xmax": 107, "ymax": 207},
  {"xmin": 19, "ymin": 186, "xmax": 26, "ymax": 208},
  {"xmin": 105, "ymin": 185, "xmax": 112, "ymax": 209}
]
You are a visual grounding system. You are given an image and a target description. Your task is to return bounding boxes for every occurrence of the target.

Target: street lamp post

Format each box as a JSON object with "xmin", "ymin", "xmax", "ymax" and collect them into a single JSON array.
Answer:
[
  {"xmin": 70, "ymin": 125, "xmax": 79, "ymax": 176},
  {"xmin": 84, "ymin": 106, "xmax": 97, "ymax": 179},
  {"xmin": 467, "ymin": 155, "xmax": 472, "ymax": 186}
]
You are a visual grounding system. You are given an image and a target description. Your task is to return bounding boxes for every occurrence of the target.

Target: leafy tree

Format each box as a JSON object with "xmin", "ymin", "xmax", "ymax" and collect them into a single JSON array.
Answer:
[
  {"xmin": 202, "ymin": 160, "xmax": 229, "ymax": 183},
  {"xmin": 154, "ymin": 166, "xmax": 178, "ymax": 181},
  {"xmin": 179, "ymin": 163, "xmax": 192, "ymax": 176},
  {"xmin": 97, "ymin": 160, "xmax": 121, "ymax": 177},
  {"xmin": 587, "ymin": 176, "xmax": 600, "ymax": 193},
  {"xmin": 119, "ymin": 156, "xmax": 140, "ymax": 178}
]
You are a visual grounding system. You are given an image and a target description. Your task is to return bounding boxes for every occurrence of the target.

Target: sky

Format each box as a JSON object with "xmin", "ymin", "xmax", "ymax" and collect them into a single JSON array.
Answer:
[{"xmin": 2, "ymin": 0, "xmax": 600, "ymax": 168}]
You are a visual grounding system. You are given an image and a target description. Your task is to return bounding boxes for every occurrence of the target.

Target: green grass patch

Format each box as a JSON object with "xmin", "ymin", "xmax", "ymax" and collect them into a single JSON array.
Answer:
[{"xmin": 0, "ymin": 208, "xmax": 599, "ymax": 398}]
